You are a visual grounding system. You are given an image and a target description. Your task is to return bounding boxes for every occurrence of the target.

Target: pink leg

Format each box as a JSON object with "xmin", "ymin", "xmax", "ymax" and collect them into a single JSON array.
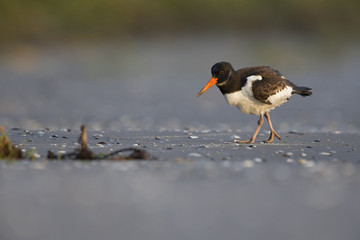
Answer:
[
  {"xmin": 264, "ymin": 112, "xmax": 281, "ymax": 143},
  {"xmin": 236, "ymin": 114, "xmax": 264, "ymax": 144}
]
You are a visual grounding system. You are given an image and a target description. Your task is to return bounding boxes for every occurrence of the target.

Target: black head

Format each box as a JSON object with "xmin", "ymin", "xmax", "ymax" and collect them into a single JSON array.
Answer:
[
  {"xmin": 211, "ymin": 62, "xmax": 234, "ymax": 85},
  {"xmin": 196, "ymin": 61, "xmax": 234, "ymax": 97}
]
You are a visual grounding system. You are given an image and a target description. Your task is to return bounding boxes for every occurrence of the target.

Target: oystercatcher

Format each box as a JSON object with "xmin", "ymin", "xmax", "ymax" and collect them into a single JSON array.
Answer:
[{"xmin": 197, "ymin": 62, "xmax": 312, "ymax": 143}]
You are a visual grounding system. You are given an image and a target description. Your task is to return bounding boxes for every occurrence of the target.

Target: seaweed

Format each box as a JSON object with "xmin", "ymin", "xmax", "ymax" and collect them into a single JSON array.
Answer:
[
  {"xmin": 1, "ymin": 124, "xmax": 155, "ymax": 161},
  {"xmin": 0, "ymin": 126, "xmax": 23, "ymax": 159},
  {"xmin": 47, "ymin": 125, "xmax": 155, "ymax": 160}
]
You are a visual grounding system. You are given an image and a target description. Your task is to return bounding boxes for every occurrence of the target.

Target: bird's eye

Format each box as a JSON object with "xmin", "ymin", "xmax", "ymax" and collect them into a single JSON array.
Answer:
[{"xmin": 219, "ymin": 70, "xmax": 224, "ymax": 75}]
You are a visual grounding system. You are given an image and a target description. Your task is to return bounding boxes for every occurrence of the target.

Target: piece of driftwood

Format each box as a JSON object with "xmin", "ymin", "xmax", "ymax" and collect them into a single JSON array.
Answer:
[
  {"xmin": 0, "ymin": 126, "xmax": 23, "ymax": 159},
  {"xmin": 47, "ymin": 125, "xmax": 155, "ymax": 160}
]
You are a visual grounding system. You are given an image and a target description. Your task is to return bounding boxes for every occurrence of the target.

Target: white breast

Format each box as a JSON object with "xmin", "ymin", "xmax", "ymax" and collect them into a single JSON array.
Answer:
[{"xmin": 224, "ymin": 91, "xmax": 265, "ymax": 115}]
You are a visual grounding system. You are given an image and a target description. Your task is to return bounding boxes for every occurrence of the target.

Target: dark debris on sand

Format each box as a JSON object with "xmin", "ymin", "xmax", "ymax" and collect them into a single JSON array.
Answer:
[{"xmin": 47, "ymin": 125, "xmax": 155, "ymax": 161}]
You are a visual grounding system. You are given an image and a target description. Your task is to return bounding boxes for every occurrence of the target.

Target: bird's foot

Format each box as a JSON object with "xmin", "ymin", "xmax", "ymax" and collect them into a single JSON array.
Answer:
[
  {"xmin": 264, "ymin": 131, "xmax": 282, "ymax": 143},
  {"xmin": 235, "ymin": 138, "xmax": 255, "ymax": 144}
]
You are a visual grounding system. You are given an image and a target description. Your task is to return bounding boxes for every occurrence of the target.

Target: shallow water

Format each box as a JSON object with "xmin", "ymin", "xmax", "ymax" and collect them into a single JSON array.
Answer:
[{"xmin": 1, "ymin": 35, "xmax": 359, "ymax": 132}]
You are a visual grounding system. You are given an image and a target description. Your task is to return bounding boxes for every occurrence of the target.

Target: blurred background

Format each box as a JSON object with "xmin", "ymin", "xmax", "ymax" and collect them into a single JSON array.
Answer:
[
  {"xmin": 1, "ymin": 3, "xmax": 360, "ymax": 240},
  {"xmin": 1, "ymin": 0, "xmax": 360, "ymax": 132}
]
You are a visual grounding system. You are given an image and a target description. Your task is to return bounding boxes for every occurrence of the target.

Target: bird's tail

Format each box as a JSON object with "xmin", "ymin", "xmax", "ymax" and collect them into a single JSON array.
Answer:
[{"xmin": 292, "ymin": 86, "xmax": 312, "ymax": 97}]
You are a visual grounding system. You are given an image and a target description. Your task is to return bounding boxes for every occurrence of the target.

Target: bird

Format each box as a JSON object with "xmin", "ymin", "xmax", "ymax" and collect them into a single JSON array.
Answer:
[{"xmin": 196, "ymin": 62, "xmax": 312, "ymax": 143}]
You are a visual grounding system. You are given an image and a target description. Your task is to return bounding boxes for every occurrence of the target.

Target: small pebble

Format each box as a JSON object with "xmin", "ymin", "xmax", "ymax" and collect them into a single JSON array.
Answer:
[
  {"xmin": 319, "ymin": 152, "xmax": 331, "ymax": 156},
  {"xmin": 314, "ymin": 139, "xmax": 321, "ymax": 142},
  {"xmin": 297, "ymin": 159, "xmax": 315, "ymax": 168},
  {"xmin": 304, "ymin": 160, "xmax": 315, "ymax": 168},
  {"xmin": 200, "ymin": 129, "xmax": 211, "ymax": 133},
  {"xmin": 300, "ymin": 152, "xmax": 307, "ymax": 157},
  {"xmin": 37, "ymin": 131, "xmax": 45, "ymax": 136},
  {"xmin": 254, "ymin": 157, "xmax": 263, "ymax": 163},
  {"xmin": 189, "ymin": 136, "xmax": 199, "ymax": 139},
  {"xmin": 92, "ymin": 134, "xmax": 103, "ymax": 138},
  {"xmin": 188, "ymin": 152, "xmax": 202, "ymax": 157},
  {"xmin": 60, "ymin": 128, "xmax": 71, "ymax": 132},
  {"xmin": 242, "ymin": 160, "xmax": 254, "ymax": 168},
  {"xmin": 242, "ymin": 159, "xmax": 255, "ymax": 168},
  {"xmin": 298, "ymin": 158, "xmax": 307, "ymax": 164},
  {"xmin": 229, "ymin": 135, "xmax": 241, "ymax": 140},
  {"xmin": 286, "ymin": 158, "xmax": 294, "ymax": 163}
]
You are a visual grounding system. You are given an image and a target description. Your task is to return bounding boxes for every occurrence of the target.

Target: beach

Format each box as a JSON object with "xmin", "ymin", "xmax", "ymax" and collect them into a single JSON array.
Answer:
[
  {"xmin": 1, "ymin": 35, "xmax": 360, "ymax": 240},
  {"xmin": 1, "ymin": 128, "xmax": 360, "ymax": 240}
]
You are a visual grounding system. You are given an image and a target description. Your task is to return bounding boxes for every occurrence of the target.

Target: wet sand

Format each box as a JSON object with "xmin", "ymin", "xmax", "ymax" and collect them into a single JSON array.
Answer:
[
  {"xmin": 1, "ymin": 129, "xmax": 359, "ymax": 240},
  {"xmin": 1, "ymin": 35, "xmax": 360, "ymax": 240},
  {"xmin": 5, "ymin": 128, "xmax": 359, "ymax": 163}
]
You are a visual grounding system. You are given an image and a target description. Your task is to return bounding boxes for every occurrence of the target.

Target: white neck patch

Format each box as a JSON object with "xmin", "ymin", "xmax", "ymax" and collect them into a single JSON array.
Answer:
[
  {"xmin": 243, "ymin": 75, "xmax": 263, "ymax": 97},
  {"xmin": 216, "ymin": 71, "xmax": 232, "ymax": 86},
  {"xmin": 216, "ymin": 81, "xmax": 226, "ymax": 86}
]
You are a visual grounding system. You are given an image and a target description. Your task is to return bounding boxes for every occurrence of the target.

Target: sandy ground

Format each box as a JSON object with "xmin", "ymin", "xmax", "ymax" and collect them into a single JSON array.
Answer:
[
  {"xmin": 1, "ymin": 35, "xmax": 360, "ymax": 240},
  {"xmin": 1, "ymin": 128, "xmax": 359, "ymax": 240}
]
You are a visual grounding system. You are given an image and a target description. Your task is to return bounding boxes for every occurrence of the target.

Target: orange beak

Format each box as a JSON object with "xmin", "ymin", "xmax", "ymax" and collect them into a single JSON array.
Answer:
[{"xmin": 196, "ymin": 77, "xmax": 218, "ymax": 97}]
